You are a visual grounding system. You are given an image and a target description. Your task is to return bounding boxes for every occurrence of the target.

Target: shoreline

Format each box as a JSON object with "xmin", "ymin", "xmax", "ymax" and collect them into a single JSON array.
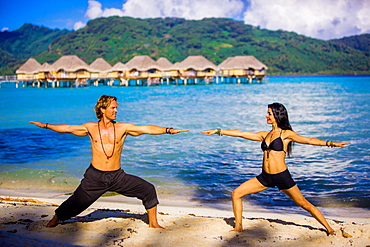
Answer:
[
  {"xmin": 1, "ymin": 187, "xmax": 369, "ymax": 221},
  {"xmin": 1, "ymin": 188, "xmax": 370, "ymax": 246}
]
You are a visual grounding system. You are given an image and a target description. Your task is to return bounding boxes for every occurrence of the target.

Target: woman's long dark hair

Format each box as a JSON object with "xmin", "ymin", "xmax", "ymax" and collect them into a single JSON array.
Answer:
[{"xmin": 268, "ymin": 102, "xmax": 293, "ymax": 157}]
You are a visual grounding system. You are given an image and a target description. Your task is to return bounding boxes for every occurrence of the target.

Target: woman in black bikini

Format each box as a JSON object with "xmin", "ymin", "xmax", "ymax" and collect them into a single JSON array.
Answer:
[{"xmin": 201, "ymin": 102, "xmax": 350, "ymax": 235}]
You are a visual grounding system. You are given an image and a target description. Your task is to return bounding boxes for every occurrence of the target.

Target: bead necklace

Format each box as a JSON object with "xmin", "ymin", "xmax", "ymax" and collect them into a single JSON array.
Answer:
[{"xmin": 98, "ymin": 121, "xmax": 116, "ymax": 159}]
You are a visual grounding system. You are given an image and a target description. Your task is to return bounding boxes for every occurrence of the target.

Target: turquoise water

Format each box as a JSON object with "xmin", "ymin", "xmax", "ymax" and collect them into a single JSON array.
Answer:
[{"xmin": 0, "ymin": 75, "xmax": 369, "ymax": 209}]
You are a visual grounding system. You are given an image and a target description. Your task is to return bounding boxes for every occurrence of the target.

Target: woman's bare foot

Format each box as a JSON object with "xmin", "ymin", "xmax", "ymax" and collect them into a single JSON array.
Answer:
[
  {"xmin": 327, "ymin": 228, "xmax": 335, "ymax": 236},
  {"xmin": 149, "ymin": 222, "xmax": 165, "ymax": 229},
  {"xmin": 46, "ymin": 215, "xmax": 59, "ymax": 227}
]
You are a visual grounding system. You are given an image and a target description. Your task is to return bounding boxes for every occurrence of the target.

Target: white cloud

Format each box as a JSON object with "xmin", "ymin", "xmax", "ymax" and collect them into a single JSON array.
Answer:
[
  {"xmin": 77, "ymin": 0, "xmax": 244, "ymax": 23},
  {"xmin": 75, "ymin": 0, "xmax": 370, "ymax": 39},
  {"xmin": 1, "ymin": 27, "xmax": 9, "ymax": 32},
  {"xmin": 74, "ymin": 21, "xmax": 86, "ymax": 30},
  {"xmin": 243, "ymin": 0, "xmax": 370, "ymax": 40},
  {"xmin": 121, "ymin": 0, "xmax": 245, "ymax": 20}
]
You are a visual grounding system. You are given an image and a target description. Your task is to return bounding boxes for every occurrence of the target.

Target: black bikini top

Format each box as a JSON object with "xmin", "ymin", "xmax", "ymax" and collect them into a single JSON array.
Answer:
[{"xmin": 261, "ymin": 130, "xmax": 284, "ymax": 152}]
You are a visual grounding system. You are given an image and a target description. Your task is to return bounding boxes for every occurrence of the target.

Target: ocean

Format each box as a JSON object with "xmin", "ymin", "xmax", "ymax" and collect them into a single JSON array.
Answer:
[{"xmin": 1, "ymin": 75, "xmax": 369, "ymax": 212}]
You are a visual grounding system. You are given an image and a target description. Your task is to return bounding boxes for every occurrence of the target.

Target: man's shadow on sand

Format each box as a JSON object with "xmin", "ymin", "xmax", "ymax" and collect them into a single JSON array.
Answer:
[{"xmin": 59, "ymin": 209, "xmax": 149, "ymax": 226}]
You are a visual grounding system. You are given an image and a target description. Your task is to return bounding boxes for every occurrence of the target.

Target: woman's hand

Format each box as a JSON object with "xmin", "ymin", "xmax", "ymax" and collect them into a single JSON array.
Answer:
[
  {"xmin": 200, "ymin": 129, "xmax": 219, "ymax": 136},
  {"xmin": 331, "ymin": 141, "xmax": 351, "ymax": 148}
]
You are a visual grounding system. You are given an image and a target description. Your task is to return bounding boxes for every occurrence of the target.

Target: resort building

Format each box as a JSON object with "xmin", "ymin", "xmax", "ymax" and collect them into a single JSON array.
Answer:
[
  {"xmin": 15, "ymin": 54, "xmax": 268, "ymax": 87},
  {"xmin": 170, "ymin": 55, "xmax": 218, "ymax": 84},
  {"xmin": 16, "ymin": 58, "xmax": 41, "ymax": 81},
  {"xmin": 125, "ymin": 55, "xmax": 162, "ymax": 85},
  {"xmin": 110, "ymin": 62, "xmax": 129, "ymax": 86},
  {"xmin": 218, "ymin": 56, "xmax": 268, "ymax": 83}
]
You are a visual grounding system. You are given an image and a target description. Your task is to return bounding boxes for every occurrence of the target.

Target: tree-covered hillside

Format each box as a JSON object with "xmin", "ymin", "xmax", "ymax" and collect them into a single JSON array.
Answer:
[
  {"xmin": 0, "ymin": 24, "xmax": 69, "ymax": 74},
  {"xmin": 331, "ymin": 34, "xmax": 370, "ymax": 56},
  {"xmin": 1, "ymin": 17, "xmax": 369, "ymax": 75}
]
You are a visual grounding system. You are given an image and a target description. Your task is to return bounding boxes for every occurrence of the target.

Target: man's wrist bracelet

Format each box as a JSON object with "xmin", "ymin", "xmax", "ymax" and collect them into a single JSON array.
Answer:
[
  {"xmin": 166, "ymin": 127, "xmax": 173, "ymax": 134},
  {"xmin": 45, "ymin": 123, "xmax": 49, "ymax": 129},
  {"xmin": 326, "ymin": 140, "xmax": 335, "ymax": 147}
]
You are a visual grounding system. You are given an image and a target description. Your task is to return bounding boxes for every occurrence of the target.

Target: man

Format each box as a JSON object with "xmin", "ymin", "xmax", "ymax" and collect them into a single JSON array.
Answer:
[{"xmin": 30, "ymin": 95, "xmax": 189, "ymax": 228}]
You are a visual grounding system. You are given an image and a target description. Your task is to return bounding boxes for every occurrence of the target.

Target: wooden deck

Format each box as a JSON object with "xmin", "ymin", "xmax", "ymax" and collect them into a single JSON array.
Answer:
[{"xmin": 1, "ymin": 75, "xmax": 265, "ymax": 88}]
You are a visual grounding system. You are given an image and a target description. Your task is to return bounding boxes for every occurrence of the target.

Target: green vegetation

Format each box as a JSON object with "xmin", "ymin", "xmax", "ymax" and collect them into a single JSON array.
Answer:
[
  {"xmin": 0, "ymin": 16, "xmax": 369, "ymax": 75},
  {"xmin": 0, "ymin": 24, "xmax": 69, "ymax": 74}
]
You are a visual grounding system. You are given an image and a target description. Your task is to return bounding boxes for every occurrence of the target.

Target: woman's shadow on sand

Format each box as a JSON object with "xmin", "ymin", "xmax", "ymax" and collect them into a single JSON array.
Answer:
[{"xmin": 223, "ymin": 217, "xmax": 326, "ymax": 233}]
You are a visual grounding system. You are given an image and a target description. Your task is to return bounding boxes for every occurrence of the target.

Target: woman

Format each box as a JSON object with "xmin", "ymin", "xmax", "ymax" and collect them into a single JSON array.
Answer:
[{"xmin": 201, "ymin": 102, "xmax": 350, "ymax": 235}]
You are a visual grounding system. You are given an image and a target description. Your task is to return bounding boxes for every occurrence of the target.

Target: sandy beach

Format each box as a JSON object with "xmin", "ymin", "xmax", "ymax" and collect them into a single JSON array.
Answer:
[{"xmin": 0, "ymin": 189, "xmax": 369, "ymax": 247}]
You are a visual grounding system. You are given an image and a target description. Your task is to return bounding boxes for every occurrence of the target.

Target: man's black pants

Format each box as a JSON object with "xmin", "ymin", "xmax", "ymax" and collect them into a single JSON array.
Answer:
[{"xmin": 55, "ymin": 164, "xmax": 159, "ymax": 221}]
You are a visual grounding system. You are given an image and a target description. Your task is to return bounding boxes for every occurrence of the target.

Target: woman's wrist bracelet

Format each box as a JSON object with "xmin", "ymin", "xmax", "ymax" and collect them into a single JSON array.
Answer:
[
  {"xmin": 216, "ymin": 128, "xmax": 223, "ymax": 136},
  {"xmin": 166, "ymin": 127, "xmax": 173, "ymax": 134},
  {"xmin": 45, "ymin": 123, "xmax": 48, "ymax": 129}
]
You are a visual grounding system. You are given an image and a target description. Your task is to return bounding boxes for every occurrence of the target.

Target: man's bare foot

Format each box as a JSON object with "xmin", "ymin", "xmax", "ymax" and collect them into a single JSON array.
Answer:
[
  {"xmin": 231, "ymin": 227, "xmax": 243, "ymax": 232},
  {"xmin": 46, "ymin": 215, "xmax": 59, "ymax": 227}
]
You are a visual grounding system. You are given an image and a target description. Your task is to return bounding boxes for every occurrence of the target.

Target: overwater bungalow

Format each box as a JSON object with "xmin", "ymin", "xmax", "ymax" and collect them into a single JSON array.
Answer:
[
  {"xmin": 90, "ymin": 58, "xmax": 112, "ymax": 78},
  {"xmin": 51, "ymin": 55, "xmax": 91, "ymax": 87},
  {"xmin": 15, "ymin": 54, "xmax": 268, "ymax": 88},
  {"xmin": 89, "ymin": 58, "xmax": 112, "ymax": 86},
  {"xmin": 39, "ymin": 62, "xmax": 55, "ymax": 80},
  {"xmin": 156, "ymin": 57, "xmax": 173, "ymax": 83},
  {"xmin": 172, "ymin": 55, "xmax": 217, "ymax": 84},
  {"xmin": 110, "ymin": 62, "xmax": 129, "ymax": 86},
  {"xmin": 38, "ymin": 62, "xmax": 60, "ymax": 87},
  {"xmin": 16, "ymin": 58, "xmax": 41, "ymax": 81},
  {"xmin": 218, "ymin": 55, "xmax": 268, "ymax": 83},
  {"xmin": 125, "ymin": 55, "xmax": 162, "ymax": 85}
]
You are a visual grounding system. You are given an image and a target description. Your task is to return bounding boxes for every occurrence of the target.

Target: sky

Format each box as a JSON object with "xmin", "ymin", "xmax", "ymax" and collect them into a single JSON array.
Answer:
[{"xmin": 0, "ymin": 0, "xmax": 369, "ymax": 40}]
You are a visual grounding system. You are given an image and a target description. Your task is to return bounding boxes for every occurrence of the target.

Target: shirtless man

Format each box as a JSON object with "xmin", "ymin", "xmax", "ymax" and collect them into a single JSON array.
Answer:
[{"xmin": 30, "ymin": 95, "xmax": 189, "ymax": 228}]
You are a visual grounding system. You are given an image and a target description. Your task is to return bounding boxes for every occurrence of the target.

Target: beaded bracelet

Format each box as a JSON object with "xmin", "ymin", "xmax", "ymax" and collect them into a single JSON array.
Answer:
[
  {"xmin": 326, "ymin": 140, "xmax": 335, "ymax": 147},
  {"xmin": 216, "ymin": 128, "xmax": 223, "ymax": 136},
  {"xmin": 166, "ymin": 127, "xmax": 173, "ymax": 134}
]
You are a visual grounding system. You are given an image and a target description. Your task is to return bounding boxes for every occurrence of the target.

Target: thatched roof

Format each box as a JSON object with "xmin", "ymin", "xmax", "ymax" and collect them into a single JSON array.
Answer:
[
  {"xmin": 176, "ymin": 55, "xmax": 217, "ymax": 71},
  {"xmin": 218, "ymin": 56, "xmax": 268, "ymax": 70},
  {"xmin": 156, "ymin": 57, "xmax": 173, "ymax": 70},
  {"xmin": 39, "ymin": 62, "xmax": 54, "ymax": 72},
  {"xmin": 125, "ymin": 55, "xmax": 160, "ymax": 71},
  {"xmin": 111, "ymin": 62, "xmax": 129, "ymax": 71},
  {"xmin": 16, "ymin": 58, "xmax": 41, "ymax": 74},
  {"xmin": 90, "ymin": 58, "xmax": 112, "ymax": 72},
  {"xmin": 168, "ymin": 62, "xmax": 181, "ymax": 71},
  {"xmin": 52, "ymin": 55, "xmax": 90, "ymax": 72}
]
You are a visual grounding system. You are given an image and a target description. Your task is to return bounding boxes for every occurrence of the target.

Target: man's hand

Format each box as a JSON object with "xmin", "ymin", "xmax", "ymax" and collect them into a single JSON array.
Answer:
[{"xmin": 168, "ymin": 128, "xmax": 189, "ymax": 134}]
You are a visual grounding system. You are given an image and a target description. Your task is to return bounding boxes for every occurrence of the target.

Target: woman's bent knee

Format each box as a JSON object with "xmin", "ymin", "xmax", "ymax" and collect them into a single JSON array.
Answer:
[{"xmin": 232, "ymin": 189, "xmax": 242, "ymax": 200}]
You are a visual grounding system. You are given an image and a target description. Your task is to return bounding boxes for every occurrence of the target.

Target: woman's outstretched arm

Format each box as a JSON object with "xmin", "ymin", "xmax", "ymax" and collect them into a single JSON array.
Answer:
[
  {"xmin": 200, "ymin": 129, "xmax": 267, "ymax": 141},
  {"xmin": 285, "ymin": 130, "xmax": 351, "ymax": 148}
]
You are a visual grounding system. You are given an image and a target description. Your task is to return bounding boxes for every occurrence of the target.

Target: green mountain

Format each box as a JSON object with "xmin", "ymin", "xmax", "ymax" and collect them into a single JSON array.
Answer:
[
  {"xmin": 0, "ymin": 23, "xmax": 69, "ymax": 74},
  {"xmin": 1, "ymin": 17, "xmax": 369, "ymax": 75},
  {"xmin": 330, "ymin": 34, "xmax": 370, "ymax": 56}
]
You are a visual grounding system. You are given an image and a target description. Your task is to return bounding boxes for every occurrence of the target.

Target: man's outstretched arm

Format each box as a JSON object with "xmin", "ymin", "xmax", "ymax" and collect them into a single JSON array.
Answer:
[
  {"xmin": 30, "ymin": 121, "xmax": 88, "ymax": 137},
  {"xmin": 125, "ymin": 124, "xmax": 189, "ymax": 136}
]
